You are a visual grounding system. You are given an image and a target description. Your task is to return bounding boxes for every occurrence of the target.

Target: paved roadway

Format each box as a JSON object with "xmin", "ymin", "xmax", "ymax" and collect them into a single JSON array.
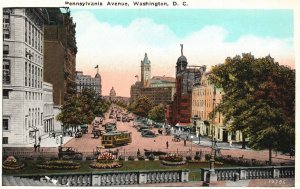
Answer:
[{"xmin": 62, "ymin": 115, "xmax": 294, "ymax": 164}]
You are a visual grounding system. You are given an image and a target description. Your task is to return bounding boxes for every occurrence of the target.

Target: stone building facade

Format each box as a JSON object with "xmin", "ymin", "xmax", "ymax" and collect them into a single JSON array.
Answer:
[
  {"xmin": 2, "ymin": 8, "xmax": 48, "ymax": 146},
  {"xmin": 191, "ymin": 72, "xmax": 243, "ymax": 143},
  {"xmin": 130, "ymin": 53, "xmax": 175, "ymax": 106},
  {"xmin": 44, "ymin": 8, "xmax": 77, "ymax": 106},
  {"xmin": 43, "ymin": 82, "xmax": 55, "ymax": 134},
  {"xmin": 76, "ymin": 71, "xmax": 102, "ymax": 96}
]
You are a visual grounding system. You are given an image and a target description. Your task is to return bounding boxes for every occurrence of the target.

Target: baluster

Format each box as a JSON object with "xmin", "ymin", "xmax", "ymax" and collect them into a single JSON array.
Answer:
[
  {"xmin": 73, "ymin": 175, "xmax": 78, "ymax": 186},
  {"xmin": 120, "ymin": 174, "xmax": 124, "ymax": 185},
  {"xmin": 129, "ymin": 174, "xmax": 133, "ymax": 184},
  {"xmin": 157, "ymin": 173, "xmax": 162, "ymax": 183},
  {"xmin": 111, "ymin": 174, "xmax": 118, "ymax": 185},
  {"xmin": 78, "ymin": 175, "xmax": 83, "ymax": 186},
  {"xmin": 61, "ymin": 176, "xmax": 67, "ymax": 185},
  {"xmin": 56, "ymin": 176, "xmax": 62, "ymax": 185},
  {"xmin": 102, "ymin": 175, "xmax": 107, "ymax": 186},
  {"xmin": 172, "ymin": 172, "xmax": 176, "ymax": 182},
  {"xmin": 152, "ymin": 173, "xmax": 156, "ymax": 183},
  {"xmin": 124, "ymin": 174, "xmax": 129, "ymax": 185}
]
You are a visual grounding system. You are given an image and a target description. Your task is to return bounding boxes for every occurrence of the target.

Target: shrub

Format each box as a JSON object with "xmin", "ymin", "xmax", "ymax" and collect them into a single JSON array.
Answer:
[
  {"xmin": 37, "ymin": 156, "xmax": 45, "ymax": 161},
  {"xmin": 159, "ymin": 155, "xmax": 165, "ymax": 160},
  {"xmin": 148, "ymin": 154, "xmax": 155, "ymax": 161},
  {"xmin": 86, "ymin": 156, "xmax": 95, "ymax": 160},
  {"xmin": 128, "ymin": 156, "xmax": 135, "ymax": 161},
  {"xmin": 73, "ymin": 154, "xmax": 83, "ymax": 160},
  {"xmin": 25, "ymin": 156, "xmax": 34, "ymax": 160},
  {"xmin": 138, "ymin": 155, "xmax": 145, "ymax": 161},
  {"xmin": 118, "ymin": 156, "xmax": 125, "ymax": 161},
  {"xmin": 186, "ymin": 156, "xmax": 192, "ymax": 161},
  {"xmin": 205, "ymin": 154, "xmax": 211, "ymax": 161}
]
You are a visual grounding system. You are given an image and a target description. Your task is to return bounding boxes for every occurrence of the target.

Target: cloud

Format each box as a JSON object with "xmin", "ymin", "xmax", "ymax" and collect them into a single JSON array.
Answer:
[{"xmin": 72, "ymin": 11, "xmax": 294, "ymax": 97}]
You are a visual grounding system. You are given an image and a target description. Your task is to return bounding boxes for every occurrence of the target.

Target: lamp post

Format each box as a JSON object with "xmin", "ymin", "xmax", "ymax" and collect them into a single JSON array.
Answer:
[
  {"xmin": 206, "ymin": 87, "xmax": 217, "ymax": 185},
  {"xmin": 190, "ymin": 135, "xmax": 194, "ymax": 153}
]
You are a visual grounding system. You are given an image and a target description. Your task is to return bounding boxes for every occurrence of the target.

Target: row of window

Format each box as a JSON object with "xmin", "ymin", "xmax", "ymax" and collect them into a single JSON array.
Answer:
[
  {"xmin": 25, "ymin": 61, "xmax": 43, "ymax": 88},
  {"xmin": 192, "ymin": 110, "xmax": 222, "ymax": 124},
  {"xmin": 27, "ymin": 108, "xmax": 43, "ymax": 129},
  {"xmin": 3, "ymin": 60, "xmax": 10, "ymax": 84},
  {"xmin": 25, "ymin": 48, "xmax": 43, "ymax": 65},
  {"xmin": 25, "ymin": 18, "xmax": 43, "ymax": 53},
  {"xmin": 3, "ymin": 13, "xmax": 10, "ymax": 39},
  {"xmin": 192, "ymin": 99, "xmax": 213, "ymax": 108},
  {"xmin": 25, "ymin": 91, "xmax": 43, "ymax": 101}
]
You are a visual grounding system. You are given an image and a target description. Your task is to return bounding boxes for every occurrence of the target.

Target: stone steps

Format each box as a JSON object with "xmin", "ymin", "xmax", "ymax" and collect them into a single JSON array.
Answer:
[{"xmin": 2, "ymin": 176, "xmax": 57, "ymax": 186}]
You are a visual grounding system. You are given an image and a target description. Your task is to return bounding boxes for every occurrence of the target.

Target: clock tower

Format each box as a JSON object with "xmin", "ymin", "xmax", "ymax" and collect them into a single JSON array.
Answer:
[{"xmin": 141, "ymin": 53, "xmax": 151, "ymax": 87}]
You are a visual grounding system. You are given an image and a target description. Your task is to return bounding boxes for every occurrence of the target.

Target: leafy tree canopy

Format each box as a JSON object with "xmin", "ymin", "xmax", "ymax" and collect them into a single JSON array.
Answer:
[
  {"xmin": 131, "ymin": 96, "xmax": 153, "ymax": 117},
  {"xmin": 210, "ymin": 53, "xmax": 295, "ymax": 157},
  {"xmin": 149, "ymin": 104, "xmax": 166, "ymax": 123}
]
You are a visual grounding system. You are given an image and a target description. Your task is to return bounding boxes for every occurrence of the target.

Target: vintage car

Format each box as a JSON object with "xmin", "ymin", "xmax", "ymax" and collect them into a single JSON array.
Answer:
[
  {"xmin": 80, "ymin": 124, "xmax": 88, "ymax": 134},
  {"xmin": 144, "ymin": 149, "xmax": 167, "ymax": 157},
  {"xmin": 141, "ymin": 130, "xmax": 156, "ymax": 138},
  {"xmin": 58, "ymin": 147, "xmax": 83, "ymax": 159}
]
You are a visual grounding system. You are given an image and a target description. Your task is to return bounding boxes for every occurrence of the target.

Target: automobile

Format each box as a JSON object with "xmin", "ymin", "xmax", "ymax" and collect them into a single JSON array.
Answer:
[
  {"xmin": 141, "ymin": 130, "xmax": 156, "ymax": 138},
  {"xmin": 138, "ymin": 126, "xmax": 149, "ymax": 132},
  {"xmin": 80, "ymin": 124, "xmax": 88, "ymax": 134},
  {"xmin": 75, "ymin": 131, "xmax": 83, "ymax": 138},
  {"xmin": 141, "ymin": 129, "xmax": 151, "ymax": 135},
  {"xmin": 58, "ymin": 147, "xmax": 83, "ymax": 159}
]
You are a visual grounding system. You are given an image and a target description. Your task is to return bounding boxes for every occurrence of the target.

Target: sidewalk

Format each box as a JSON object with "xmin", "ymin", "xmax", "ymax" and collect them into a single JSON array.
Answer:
[{"xmin": 40, "ymin": 135, "xmax": 73, "ymax": 147}]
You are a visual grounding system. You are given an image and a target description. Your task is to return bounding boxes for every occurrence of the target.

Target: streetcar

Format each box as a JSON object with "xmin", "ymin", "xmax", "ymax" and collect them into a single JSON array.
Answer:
[{"xmin": 101, "ymin": 131, "xmax": 132, "ymax": 148}]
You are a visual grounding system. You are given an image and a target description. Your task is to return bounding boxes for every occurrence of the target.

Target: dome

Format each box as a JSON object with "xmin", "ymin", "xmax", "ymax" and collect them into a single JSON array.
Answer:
[{"xmin": 177, "ymin": 55, "xmax": 187, "ymax": 63}]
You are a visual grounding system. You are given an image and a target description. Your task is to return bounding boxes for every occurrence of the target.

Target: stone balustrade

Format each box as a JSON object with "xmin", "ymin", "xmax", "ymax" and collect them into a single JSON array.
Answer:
[
  {"xmin": 201, "ymin": 166, "xmax": 294, "ymax": 182},
  {"xmin": 18, "ymin": 169, "xmax": 189, "ymax": 186}
]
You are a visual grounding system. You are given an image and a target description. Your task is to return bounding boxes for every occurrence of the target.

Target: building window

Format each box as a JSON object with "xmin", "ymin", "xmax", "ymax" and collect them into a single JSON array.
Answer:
[
  {"xmin": 3, "ymin": 119, "xmax": 9, "ymax": 130},
  {"xmin": 31, "ymin": 65, "xmax": 34, "ymax": 88},
  {"xmin": 25, "ymin": 19, "xmax": 28, "ymax": 43},
  {"xmin": 3, "ymin": 44, "xmax": 9, "ymax": 55},
  {"xmin": 3, "ymin": 137, "xmax": 8, "ymax": 144},
  {"xmin": 28, "ymin": 63, "xmax": 31, "ymax": 87},
  {"xmin": 3, "ymin": 13, "xmax": 10, "ymax": 39},
  {"xmin": 25, "ymin": 62, "xmax": 28, "ymax": 86},
  {"xmin": 3, "ymin": 59, "xmax": 11, "ymax": 84},
  {"xmin": 3, "ymin": 89, "xmax": 9, "ymax": 99}
]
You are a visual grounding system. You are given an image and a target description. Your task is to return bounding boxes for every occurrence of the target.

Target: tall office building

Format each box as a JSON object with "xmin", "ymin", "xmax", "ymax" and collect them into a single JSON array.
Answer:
[
  {"xmin": 44, "ymin": 8, "xmax": 77, "ymax": 106},
  {"xmin": 2, "ymin": 8, "xmax": 50, "ymax": 146}
]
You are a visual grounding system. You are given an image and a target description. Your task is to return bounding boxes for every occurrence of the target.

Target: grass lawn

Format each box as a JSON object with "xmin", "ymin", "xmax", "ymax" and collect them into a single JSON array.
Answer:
[{"xmin": 3, "ymin": 160, "xmax": 239, "ymax": 181}]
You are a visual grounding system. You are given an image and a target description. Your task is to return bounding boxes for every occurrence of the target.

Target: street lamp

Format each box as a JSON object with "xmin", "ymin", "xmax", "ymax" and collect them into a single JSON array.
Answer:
[
  {"xmin": 207, "ymin": 87, "xmax": 217, "ymax": 184},
  {"xmin": 190, "ymin": 135, "xmax": 194, "ymax": 153}
]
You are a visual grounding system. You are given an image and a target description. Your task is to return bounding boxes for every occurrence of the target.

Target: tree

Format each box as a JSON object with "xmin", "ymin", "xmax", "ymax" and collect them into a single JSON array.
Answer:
[
  {"xmin": 57, "ymin": 88, "xmax": 111, "ymax": 130},
  {"xmin": 149, "ymin": 104, "xmax": 166, "ymax": 123},
  {"xmin": 210, "ymin": 53, "xmax": 295, "ymax": 165},
  {"xmin": 131, "ymin": 96, "xmax": 153, "ymax": 117}
]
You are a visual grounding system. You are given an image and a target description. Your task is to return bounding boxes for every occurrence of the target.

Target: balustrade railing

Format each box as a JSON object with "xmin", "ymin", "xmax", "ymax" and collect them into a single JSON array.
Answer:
[
  {"xmin": 201, "ymin": 166, "xmax": 295, "ymax": 182},
  {"xmin": 17, "ymin": 170, "xmax": 189, "ymax": 186}
]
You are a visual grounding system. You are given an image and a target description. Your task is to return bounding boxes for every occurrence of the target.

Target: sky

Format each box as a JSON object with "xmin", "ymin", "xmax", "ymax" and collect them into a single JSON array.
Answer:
[{"xmin": 70, "ymin": 9, "xmax": 294, "ymax": 97}]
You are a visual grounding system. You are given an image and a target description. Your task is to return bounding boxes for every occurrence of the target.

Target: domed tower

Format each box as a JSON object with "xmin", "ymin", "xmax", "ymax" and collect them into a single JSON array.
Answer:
[
  {"xmin": 141, "ymin": 53, "xmax": 151, "ymax": 87},
  {"xmin": 109, "ymin": 87, "xmax": 116, "ymax": 101},
  {"xmin": 176, "ymin": 44, "xmax": 188, "ymax": 74}
]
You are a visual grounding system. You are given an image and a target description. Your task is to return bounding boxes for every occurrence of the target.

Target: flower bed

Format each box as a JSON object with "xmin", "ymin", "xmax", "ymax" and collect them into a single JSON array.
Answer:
[
  {"xmin": 161, "ymin": 154, "xmax": 186, "ymax": 166},
  {"xmin": 3, "ymin": 156, "xmax": 25, "ymax": 170},
  {"xmin": 36, "ymin": 160, "xmax": 80, "ymax": 170},
  {"xmin": 89, "ymin": 152, "xmax": 122, "ymax": 169},
  {"xmin": 89, "ymin": 161, "xmax": 122, "ymax": 169},
  {"xmin": 161, "ymin": 160, "xmax": 186, "ymax": 166}
]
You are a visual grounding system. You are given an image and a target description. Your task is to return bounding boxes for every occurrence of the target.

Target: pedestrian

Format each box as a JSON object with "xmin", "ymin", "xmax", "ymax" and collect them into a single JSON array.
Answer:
[
  {"xmin": 229, "ymin": 140, "xmax": 232, "ymax": 147},
  {"xmin": 34, "ymin": 144, "xmax": 37, "ymax": 152},
  {"xmin": 166, "ymin": 141, "xmax": 169, "ymax": 149},
  {"xmin": 184, "ymin": 139, "xmax": 186, "ymax": 146},
  {"xmin": 137, "ymin": 149, "xmax": 141, "ymax": 156}
]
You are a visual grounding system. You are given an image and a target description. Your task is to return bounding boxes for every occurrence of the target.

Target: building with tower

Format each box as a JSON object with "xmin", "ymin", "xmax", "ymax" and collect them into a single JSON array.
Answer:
[
  {"xmin": 141, "ymin": 53, "xmax": 151, "ymax": 87},
  {"xmin": 130, "ymin": 53, "xmax": 175, "ymax": 106},
  {"xmin": 76, "ymin": 69, "xmax": 102, "ymax": 96},
  {"xmin": 166, "ymin": 44, "xmax": 206, "ymax": 129}
]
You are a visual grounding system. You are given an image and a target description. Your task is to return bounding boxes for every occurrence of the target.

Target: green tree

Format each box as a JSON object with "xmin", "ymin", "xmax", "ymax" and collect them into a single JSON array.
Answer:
[
  {"xmin": 57, "ymin": 88, "xmax": 111, "ymax": 130},
  {"xmin": 210, "ymin": 53, "xmax": 295, "ymax": 165},
  {"xmin": 132, "ymin": 96, "xmax": 153, "ymax": 117},
  {"xmin": 149, "ymin": 104, "xmax": 166, "ymax": 123}
]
